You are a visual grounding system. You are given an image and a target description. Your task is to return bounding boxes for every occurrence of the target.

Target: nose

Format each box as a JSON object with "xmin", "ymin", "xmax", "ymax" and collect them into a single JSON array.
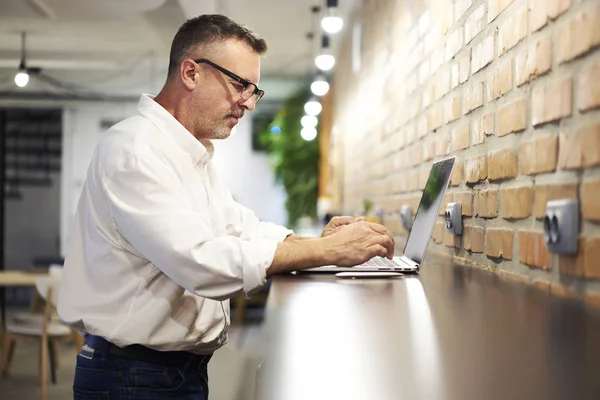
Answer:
[{"xmin": 239, "ymin": 95, "xmax": 257, "ymax": 112}]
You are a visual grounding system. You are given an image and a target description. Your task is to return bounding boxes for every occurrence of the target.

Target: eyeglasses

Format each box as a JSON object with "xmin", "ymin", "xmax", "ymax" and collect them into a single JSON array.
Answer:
[{"xmin": 194, "ymin": 59, "xmax": 264, "ymax": 103}]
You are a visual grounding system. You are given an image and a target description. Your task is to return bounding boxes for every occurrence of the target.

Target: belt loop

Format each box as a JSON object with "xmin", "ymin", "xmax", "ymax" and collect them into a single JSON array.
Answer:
[{"xmin": 85, "ymin": 335, "xmax": 110, "ymax": 359}]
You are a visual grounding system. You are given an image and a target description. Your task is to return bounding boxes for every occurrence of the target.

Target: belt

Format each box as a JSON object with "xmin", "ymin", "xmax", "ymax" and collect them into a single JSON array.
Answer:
[{"xmin": 85, "ymin": 335, "xmax": 210, "ymax": 368}]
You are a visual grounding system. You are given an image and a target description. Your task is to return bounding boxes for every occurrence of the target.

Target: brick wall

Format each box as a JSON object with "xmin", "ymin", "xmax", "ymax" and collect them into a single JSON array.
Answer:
[{"xmin": 328, "ymin": 0, "xmax": 600, "ymax": 302}]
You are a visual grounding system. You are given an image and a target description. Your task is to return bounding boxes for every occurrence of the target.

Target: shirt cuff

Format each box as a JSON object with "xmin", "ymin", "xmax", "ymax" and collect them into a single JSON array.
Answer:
[{"xmin": 239, "ymin": 239, "xmax": 280, "ymax": 296}]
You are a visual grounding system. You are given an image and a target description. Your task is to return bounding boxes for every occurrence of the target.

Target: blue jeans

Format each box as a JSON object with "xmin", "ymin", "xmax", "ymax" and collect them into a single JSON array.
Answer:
[{"xmin": 73, "ymin": 338, "xmax": 212, "ymax": 399}]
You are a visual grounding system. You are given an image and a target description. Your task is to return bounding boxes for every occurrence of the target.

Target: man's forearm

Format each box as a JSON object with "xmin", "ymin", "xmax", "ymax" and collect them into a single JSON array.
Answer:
[{"xmin": 267, "ymin": 238, "xmax": 332, "ymax": 277}]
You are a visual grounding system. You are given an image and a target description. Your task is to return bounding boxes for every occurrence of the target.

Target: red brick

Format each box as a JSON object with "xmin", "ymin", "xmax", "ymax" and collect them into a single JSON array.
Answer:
[
  {"xmin": 454, "ymin": 191, "xmax": 473, "ymax": 216},
  {"xmin": 465, "ymin": 4, "xmax": 486, "ymax": 44},
  {"xmin": 471, "ymin": 35, "xmax": 495, "ymax": 74},
  {"xmin": 458, "ymin": 51, "xmax": 470, "ymax": 84},
  {"xmin": 486, "ymin": 228, "xmax": 514, "ymax": 260},
  {"xmin": 530, "ymin": 0, "xmax": 571, "ymax": 33},
  {"xmin": 520, "ymin": 134, "xmax": 558, "ymax": 175},
  {"xmin": 433, "ymin": 221, "xmax": 445, "ymax": 244},
  {"xmin": 450, "ymin": 62, "xmax": 459, "ymax": 90},
  {"xmin": 444, "ymin": 229, "xmax": 460, "ymax": 248},
  {"xmin": 445, "ymin": 27, "xmax": 464, "ymax": 61},
  {"xmin": 498, "ymin": 5, "xmax": 528, "ymax": 56},
  {"xmin": 423, "ymin": 138, "xmax": 436, "ymax": 162},
  {"xmin": 557, "ymin": 2, "xmax": 600, "ymax": 64},
  {"xmin": 474, "ymin": 189, "xmax": 498, "ymax": 218},
  {"xmin": 465, "ymin": 155, "xmax": 488, "ymax": 183},
  {"xmin": 452, "ymin": 124, "xmax": 470, "ymax": 151},
  {"xmin": 515, "ymin": 34, "xmax": 552, "ymax": 86},
  {"xmin": 464, "ymin": 225, "xmax": 484, "ymax": 253},
  {"xmin": 532, "ymin": 77, "xmax": 573, "ymax": 126},
  {"xmin": 582, "ymin": 178, "xmax": 600, "ymax": 222},
  {"xmin": 502, "ymin": 186, "xmax": 533, "ymax": 219},
  {"xmin": 446, "ymin": 93, "xmax": 462, "ymax": 123},
  {"xmin": 585, "ymin": 292, "xmax": 600, "ymax": 310},
  {"xmin": 558, "ymin": 124, "xmax": 600, "ymax": 169},
  {"xmin": 497, "ymin": 98, "xmax": 527, "ymax": 136},
  {"xmin": 534, "ymin": 183, "xmax": 579, "ymax": 219},
  {"xmin": 419, "ymin": 167, "xmax": 429, "ymax": 190},
  {"xmin": 451, "ymin": 161, "xmax": 464, "ymax": 186},
  {"xmin": 559, "ymin": 237, "xmax": 600, "ymax": 279},
  {"xmin": 488, "ymin": 149, "xmax": 518, "ymax": 181},
  {"xmin": 436, "ymin": 132, "xmax": 450, "ymax": 156},
  {"xmin": 579, "ymin": 61, "xmax": 600, "ymax": 112},
  {"xmin": 488, "ymin": 0, "xmax": 516, "ymax": 23},
  {"xmin": 435, "ymin": 70, "xmax": 451, "ymax": 100},
  {"xmin": 471, "ymin": 118, "xmax": 485, "ymax": 146},
  {"xmin": 487, "ymin": 58, "xmax": 513, "ymax": 100},
  {"xmin": 427, "ymin": 106, "xmax": 443, "ymax": 132},
  {"xmin": 484, "ymin": 112, "xmax": 495, "ymax": 135},
  {"xmin": 463, "ymin": 80, "xmax": 484, "ymax": 114}
]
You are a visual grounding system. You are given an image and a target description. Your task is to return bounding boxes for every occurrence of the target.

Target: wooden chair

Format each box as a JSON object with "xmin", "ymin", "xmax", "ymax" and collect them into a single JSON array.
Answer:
[{"xmin": 0, "ymin": 277, "xmax": 79, "ymax": 400}]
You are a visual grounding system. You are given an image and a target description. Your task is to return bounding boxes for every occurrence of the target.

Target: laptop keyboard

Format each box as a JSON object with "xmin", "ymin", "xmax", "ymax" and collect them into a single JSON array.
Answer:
[{"xmin": 360, "ymin": 257, "xmax": 401, "ymax": 267}]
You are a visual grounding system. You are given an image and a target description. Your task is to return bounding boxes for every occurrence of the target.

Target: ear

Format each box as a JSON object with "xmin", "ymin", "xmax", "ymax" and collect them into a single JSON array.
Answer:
[{"xmin": 179, "ymin": 59, "xmax": 199, "ymax": 91}]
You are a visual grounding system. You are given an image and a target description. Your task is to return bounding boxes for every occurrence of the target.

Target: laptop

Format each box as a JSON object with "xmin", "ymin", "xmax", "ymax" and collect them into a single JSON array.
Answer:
[{"xmin": 298, "ymin": 156, "xmax": 456, "ymax": 274}]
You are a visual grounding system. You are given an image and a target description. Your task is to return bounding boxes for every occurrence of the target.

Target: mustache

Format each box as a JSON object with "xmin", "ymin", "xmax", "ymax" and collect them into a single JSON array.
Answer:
[{"xmin": 226, "ymin": 111, "xmax": 244, "ymax": 118}]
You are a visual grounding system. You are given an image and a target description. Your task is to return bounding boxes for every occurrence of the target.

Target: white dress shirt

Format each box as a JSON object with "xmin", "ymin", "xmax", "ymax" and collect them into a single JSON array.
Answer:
[{"xmin": 57, "ymin": 94, "xmax": 292, "ymax": 354}]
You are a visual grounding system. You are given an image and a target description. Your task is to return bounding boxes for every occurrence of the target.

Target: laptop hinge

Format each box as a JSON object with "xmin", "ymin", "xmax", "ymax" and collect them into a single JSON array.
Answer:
[{"xmin": 399, "ymin": 255, "xmax": 420, "ymax": 270}]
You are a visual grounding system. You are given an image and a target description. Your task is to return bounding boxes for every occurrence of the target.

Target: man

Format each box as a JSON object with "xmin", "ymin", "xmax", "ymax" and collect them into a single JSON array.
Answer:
[{"xmin": 58, "ymin": 14, "xmax": 394, "ymax": 400}]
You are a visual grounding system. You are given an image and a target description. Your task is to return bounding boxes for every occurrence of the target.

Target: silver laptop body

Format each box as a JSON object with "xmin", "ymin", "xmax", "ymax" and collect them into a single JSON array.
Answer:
[{"xmin": 298, "ymin": 156, "xmax": 456, "ymax": 274}]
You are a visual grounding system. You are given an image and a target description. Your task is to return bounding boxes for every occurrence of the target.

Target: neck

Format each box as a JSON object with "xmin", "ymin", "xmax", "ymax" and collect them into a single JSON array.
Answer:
[{"xmin": 153, "ymin": 87, "xmax": 214, "ymax": 156}]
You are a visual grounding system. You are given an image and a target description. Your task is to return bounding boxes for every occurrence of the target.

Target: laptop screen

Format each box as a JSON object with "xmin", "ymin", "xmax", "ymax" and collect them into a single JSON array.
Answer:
[{"xmin": 403, "ymin": 157, "xmax": 455, "ymax": 264}]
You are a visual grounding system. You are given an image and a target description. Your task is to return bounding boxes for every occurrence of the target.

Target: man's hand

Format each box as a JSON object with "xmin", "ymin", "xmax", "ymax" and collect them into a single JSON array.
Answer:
[
  {"xmin": 321, "ymin": 216, "xmax": 366, "ymax": 237},
  {"xmin": 323, "ymin": 221, "xmax": 395, "ymax": 267}
]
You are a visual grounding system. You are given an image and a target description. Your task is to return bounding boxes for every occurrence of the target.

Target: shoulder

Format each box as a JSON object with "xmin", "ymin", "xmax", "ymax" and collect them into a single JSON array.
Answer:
[{"xmin": 93, "ymin": 115, "xmax": 176, "ymax": 182}]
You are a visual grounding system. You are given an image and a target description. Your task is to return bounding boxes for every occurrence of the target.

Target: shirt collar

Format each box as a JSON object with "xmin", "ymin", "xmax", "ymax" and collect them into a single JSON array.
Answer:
[{"xmin": 136, "ymin": 93, "xmax": 212, "ymax": 165}]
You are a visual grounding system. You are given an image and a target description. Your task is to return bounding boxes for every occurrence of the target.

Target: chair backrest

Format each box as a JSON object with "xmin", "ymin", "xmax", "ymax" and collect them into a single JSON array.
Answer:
[{"xmin": 35, "ymin": 276, "xmax": 61, "ymax": 307}]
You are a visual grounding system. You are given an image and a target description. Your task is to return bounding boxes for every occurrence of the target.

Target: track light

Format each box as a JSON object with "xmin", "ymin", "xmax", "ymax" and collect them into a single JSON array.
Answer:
[
  {"xmin": 301, "ymin": 115, "xmax": 318, "ymax": 129},
  {"xmin": 321, "ymin": 0, "xmax": 343, "ymax": 34},
  {"xmin": 315, "ymin": 35, "xmax": 335, "ymax": 71},
  {"xmin": 301, "ymin": 127, "xmax": 318, "ymax": 141},
  {"xmin": 304, "ymin": 98, "xmax": 322, "ymax": 116},
  {"xmin": 15, "ymin": 71, "xmax": 29, "ymax": 87},
  {"xmin": 310, "ymin": 75, "xmax": 330, "ymax": 96}
]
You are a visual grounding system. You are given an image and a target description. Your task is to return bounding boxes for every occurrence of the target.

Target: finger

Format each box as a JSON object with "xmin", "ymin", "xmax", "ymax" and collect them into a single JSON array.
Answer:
[
  {"xmin": 372, "ymin": 234, "xmax": 395, "ymax": 259},
  {"xmin": 368, "ymin": 244, "xmax": 388, "ymax": 259},
  {"xmin": 354, "ymin": 216, "xmax": 366, "ymax": 222},
  {"xmin": 368, "ymin": 223, "xmax": 395, "ymax": 244},
  {"xmin": 331, "ymin": 216, "xmax": 355, "ymax": 227}
]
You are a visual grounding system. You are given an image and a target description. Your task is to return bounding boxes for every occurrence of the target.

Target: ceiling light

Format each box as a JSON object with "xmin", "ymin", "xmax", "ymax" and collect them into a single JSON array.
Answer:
[
  {"xmin": 321, "ymin": 16, "xmax": 343, "ymax": 34},
  {"xmin": 315, "ymin": 54, "xmax": 335, "ymax": 71},
  {"xmin": 301, "ymin": 115, "xmax": 318, "ymax": 129},
  {"xmin": 322, "ymin": 0, "xmax": 343, "ymax": 34},
  {"xmin": 301, "ymin": 127, "xmax": 318, "ymax": 141},
  {"xmin": 311, "ymin": 75, "xmax": 330, "ymax": 96},
  {"xmin": 15, "ymin": 71, "xmax": 29, "ymax": 87},
  {"xmin": 304, "ymin": 99, "xmax": 322, "ymax": 116},
  {"xmin": 315, "ymin": 35, "xmax": 335, "ymax": 71}
]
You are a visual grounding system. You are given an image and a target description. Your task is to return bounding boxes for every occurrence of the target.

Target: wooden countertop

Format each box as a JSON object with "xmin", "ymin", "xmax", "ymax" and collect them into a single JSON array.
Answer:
[{"xmin": 254, "ymin": 262, "xmax": 600, "ymax": 400}]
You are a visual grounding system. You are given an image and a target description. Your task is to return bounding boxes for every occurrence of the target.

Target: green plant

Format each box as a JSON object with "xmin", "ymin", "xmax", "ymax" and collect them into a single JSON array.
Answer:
[
  {"xmin": 363, "ymin": 198, "xmax": 374, "ymax": 215},
  {"xmin": 258, "ymin": 89, "xmax": 320, "ymax": 226}
]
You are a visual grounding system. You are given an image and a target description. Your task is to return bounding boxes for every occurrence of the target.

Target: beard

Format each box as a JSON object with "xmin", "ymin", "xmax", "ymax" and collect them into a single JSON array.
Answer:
[{"xmin": 194, "ymin": 110, "xmax": 242, "ymax": 140}]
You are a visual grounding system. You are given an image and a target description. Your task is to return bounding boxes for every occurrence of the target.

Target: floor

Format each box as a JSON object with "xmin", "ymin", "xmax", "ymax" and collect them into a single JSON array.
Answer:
[{"xmin": 0, "ymin": 308, "xmax": 267, "ymax": 400}]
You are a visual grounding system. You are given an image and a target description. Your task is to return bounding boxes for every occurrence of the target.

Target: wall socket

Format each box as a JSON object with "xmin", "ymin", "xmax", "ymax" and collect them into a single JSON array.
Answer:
[
  {"xmin": 400, "ymin": 205, "xmax": 412, "ymax": 231},
  {"xmin": 544, "ymin": 199, "xmax": 579, "ymax": 255},
  {"xmin": 445, "ymin": 202, "xmax": 462, "ymax": 235}
]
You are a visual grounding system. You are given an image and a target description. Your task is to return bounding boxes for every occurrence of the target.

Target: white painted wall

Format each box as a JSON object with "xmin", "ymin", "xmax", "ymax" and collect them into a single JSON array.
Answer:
[
  {"xmin": 212, "ymin": 117, "xmax": 288, "ymax": 226},
  {"xmin": 60, "ymin": 102, "xmax": 287, "ymax": 256}
]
